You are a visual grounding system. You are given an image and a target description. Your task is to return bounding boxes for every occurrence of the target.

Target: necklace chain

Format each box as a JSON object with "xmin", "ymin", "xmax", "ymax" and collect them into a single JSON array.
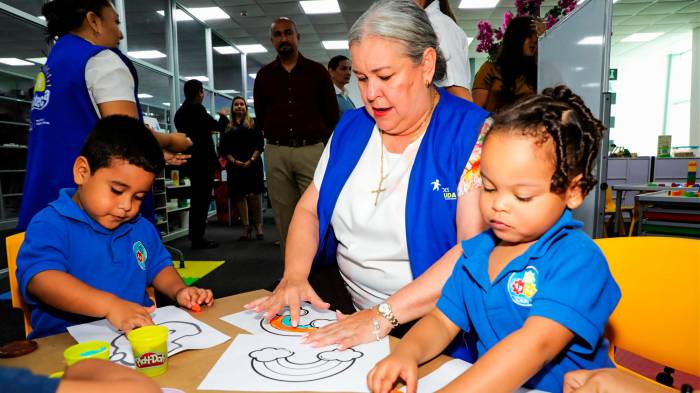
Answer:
[{"xmin": 371, "ymin": 90, "xmax": 438, "ymax": 206}]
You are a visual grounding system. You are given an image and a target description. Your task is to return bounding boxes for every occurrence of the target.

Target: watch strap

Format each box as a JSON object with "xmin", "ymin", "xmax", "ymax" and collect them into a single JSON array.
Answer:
[{"xmin": 377, "ymin": 303, "xmax": 400, "ymax": 328}]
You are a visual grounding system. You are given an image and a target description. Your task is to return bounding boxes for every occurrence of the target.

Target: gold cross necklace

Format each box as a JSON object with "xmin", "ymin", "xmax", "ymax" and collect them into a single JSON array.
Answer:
[{"xmin": 371, "ymin": 90, "xmax": 438, "ymax": 206}]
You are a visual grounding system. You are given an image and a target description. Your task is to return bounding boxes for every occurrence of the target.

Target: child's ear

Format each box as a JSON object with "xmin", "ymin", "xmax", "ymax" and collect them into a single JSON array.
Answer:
[
  {"xmin": 73, "ymin": 156, "xmax": 92, "ymax": 185},
  {"xmin": 565, "ymin": 174, "xmax": 584, "ymax": 209}
]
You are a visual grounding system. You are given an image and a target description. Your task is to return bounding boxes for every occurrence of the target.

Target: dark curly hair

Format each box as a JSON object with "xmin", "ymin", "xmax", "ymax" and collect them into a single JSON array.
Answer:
[{"xmin": 487, "ymin": 85, "xmax": 605, "ymax": 195}]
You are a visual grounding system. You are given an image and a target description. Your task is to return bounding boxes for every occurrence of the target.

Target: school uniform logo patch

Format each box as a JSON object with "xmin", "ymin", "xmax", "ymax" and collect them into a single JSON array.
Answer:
[
  {"xmin": 507, "ymin": 266, "xmax": 539, "ymax": 307},
  {"xmin": 132, "ymin": 241, "xmax": 148, "ymax": 270}
]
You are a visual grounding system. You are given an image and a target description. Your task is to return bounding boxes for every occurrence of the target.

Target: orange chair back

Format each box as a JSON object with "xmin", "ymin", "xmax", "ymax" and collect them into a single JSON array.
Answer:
[
  {"xmin": 6, "ymin": 232, "xmax": 32, "ymax": 336},
  {"xmin": 595, "ymin": 237, "xmax": 700, "ymax": 377},
  {"xmin": 5, "ymin": 232, "xmax": 157, "ymax": 337}
]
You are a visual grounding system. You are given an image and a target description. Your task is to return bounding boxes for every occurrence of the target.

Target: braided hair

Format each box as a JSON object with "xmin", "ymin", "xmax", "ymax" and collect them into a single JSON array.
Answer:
[{"xmin": 487, "ymin": 85, "xmax": 605, "ymax": 195}]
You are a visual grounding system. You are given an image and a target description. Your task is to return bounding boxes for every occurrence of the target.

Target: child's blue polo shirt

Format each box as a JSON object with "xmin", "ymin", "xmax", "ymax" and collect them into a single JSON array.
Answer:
[
  {"xmin": 16, "ymin": 188, "xmax": 173, "ymax": 339},
  {"xmin": 436, "ymin": 210, "xmax": 621, "ymax": 392}
]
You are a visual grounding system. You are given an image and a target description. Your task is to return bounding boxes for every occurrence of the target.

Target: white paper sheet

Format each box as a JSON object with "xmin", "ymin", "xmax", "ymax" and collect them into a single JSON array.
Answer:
[
  {"xmin": 399, "ymin": 359, "xmax": 549, "ymax": 393},
  {"xmin": 67, "ymin": 305, "xmax": 230, "ymax": 367},
  {"xmin": 198, "ymin": 334, "xmax": 390, "ymax": 392},
  {"xmin": 221, "ymin": 304, "xmax": 337, "ymax": 337}
]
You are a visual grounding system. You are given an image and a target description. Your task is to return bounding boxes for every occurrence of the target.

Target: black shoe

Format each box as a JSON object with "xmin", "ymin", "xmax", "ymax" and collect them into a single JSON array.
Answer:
[{"xmin": 191, "ymin": 239, "xmax": 219, "ymax": 249}]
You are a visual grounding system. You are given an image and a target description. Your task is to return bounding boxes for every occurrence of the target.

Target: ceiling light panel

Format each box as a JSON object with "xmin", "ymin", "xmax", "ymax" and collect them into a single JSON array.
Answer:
[
  {"xmin": 185, "ymin": 76, "xmax": 210, "ymax": 82},
  {"xmin": 322, "ymin": 40, "xmax": 348, "ymax": 50},
  {"xmin": 458, "ymin": 0, "xmax": 499, "ymax": 9},
  {"xmin": 300, "ymin": 0, "xmax": 341, "ymax": 14},
  {"xmin": 237, "ymin": 44, "xmax": 267, "ymax": 54},
  {"xmin": 214, "ymin": 46, "xmax": 240, "ymax": 55},
  {"xmin": 156, "ymin": 10, "xmax": 192, "ymax": 22},
  {"xmin": 188, "ymin": 7, "xmax": 230, "ymax": 21},
  {"xmin": 0, "ymin": 58, "xmax": 34, "ymax": 66},
  {"xmin": 26, "ymin": 57, "xmax": 47, "ymax": 65},
  {"xmin": 128, "ymin": 50, "xmax": 167, "ymax": 59}
]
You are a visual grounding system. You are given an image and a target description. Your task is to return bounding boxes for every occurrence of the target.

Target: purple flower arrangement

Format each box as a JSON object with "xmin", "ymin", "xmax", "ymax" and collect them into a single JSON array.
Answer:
[{"xmin": 474, "ymin": 0, "xmax": 577, "ymax": 57}]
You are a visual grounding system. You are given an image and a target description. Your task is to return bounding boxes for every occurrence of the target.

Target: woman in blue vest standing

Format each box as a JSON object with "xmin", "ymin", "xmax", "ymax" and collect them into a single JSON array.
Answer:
[
  {"xmin": 19, "ymin": 0, "xmax": 190, "ymax": 230},
  {"xmin": 247, "ymin": 0, "xmax": 490, "ymax": 359}
]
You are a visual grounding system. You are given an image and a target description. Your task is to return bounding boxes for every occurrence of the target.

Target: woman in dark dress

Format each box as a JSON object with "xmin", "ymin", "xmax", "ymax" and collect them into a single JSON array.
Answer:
[{"xmin": 220, "ymin": 96, "xmax": 265, "ymax": 240}]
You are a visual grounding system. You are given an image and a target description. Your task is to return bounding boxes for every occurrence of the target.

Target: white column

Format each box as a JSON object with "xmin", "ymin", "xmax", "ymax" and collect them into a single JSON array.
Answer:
[{"xmin": 690, "ymin": 27, "xmax": 700, "ymax": 146}]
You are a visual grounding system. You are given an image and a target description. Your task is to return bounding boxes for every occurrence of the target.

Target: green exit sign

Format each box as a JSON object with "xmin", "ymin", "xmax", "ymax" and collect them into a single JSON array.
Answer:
[{"xmin": 608, "ymin": 68, "xmax": 618, "ymax": 80}]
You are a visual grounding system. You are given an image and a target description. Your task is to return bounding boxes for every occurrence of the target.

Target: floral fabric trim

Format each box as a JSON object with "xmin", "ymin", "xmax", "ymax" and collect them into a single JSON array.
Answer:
[{"xmin": 457, "ymin": 118, "xmax": 492, "ymax": 197}]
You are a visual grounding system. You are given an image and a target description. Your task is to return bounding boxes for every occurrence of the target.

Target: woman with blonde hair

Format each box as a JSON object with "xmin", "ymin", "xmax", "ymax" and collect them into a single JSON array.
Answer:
[{"xmin": 220, "ymin": 96, "xmax": 265, "ymax": 240}]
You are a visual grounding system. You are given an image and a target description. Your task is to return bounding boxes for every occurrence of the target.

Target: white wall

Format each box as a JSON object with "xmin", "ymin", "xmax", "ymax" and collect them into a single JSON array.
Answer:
[{"xmin": 609, "ymin": 32, "xmax": 692, "ymax": 156}]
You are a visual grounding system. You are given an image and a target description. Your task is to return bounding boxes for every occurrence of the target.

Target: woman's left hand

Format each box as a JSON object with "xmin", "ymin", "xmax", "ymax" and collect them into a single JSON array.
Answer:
[{"xmin": 301, "ymin": 309, "xmax": 392, "ymax": 350}]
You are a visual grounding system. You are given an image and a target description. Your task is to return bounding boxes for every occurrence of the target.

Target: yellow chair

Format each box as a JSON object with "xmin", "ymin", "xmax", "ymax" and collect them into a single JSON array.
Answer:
[
  {"xmin": 6, "ymin": 232, "xmax": 157, "ymax": 338},
  {"xmin": 595, "ymin": 237, "xmax": 700, "ymax": 385},
  {"xmin": 6, "ymin": 232, "xmax": 32, "ymax": 336},
  {"xmin": 604, "ymin": 188, "xmax": 634, "ymax": 237}
]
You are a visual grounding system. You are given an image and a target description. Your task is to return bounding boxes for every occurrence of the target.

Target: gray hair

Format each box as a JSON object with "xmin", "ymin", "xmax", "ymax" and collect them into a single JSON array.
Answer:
[{"xmin": 348, "ymin": 0, "xmax": 446, "ymax": 83}]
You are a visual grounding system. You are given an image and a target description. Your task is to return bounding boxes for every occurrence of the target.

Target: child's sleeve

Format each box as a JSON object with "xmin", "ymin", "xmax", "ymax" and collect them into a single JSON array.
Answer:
[
  {"xmin": 16, "ymin": 214, "xmax": 71, "ymax": 304},
  {"xmin": 529, "ymin": 242, "xmax": 621, "ymax": 354},
  {"xmin": 435, "ymin": 255, "xmax": 472, "ymax": 332},
  {"xmin": 143, "ymin": 223, "xmax": 175, "ymax": 285},
  {"xmin": 0, "ymin": 366, "xmax": 60, "ymax": 393}
]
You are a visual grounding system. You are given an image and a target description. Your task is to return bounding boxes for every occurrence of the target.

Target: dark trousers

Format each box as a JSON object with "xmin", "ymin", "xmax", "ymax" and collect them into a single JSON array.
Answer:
[{"xmin": 189, "ymin": 172, "xmax": 214, "ymax": 242}]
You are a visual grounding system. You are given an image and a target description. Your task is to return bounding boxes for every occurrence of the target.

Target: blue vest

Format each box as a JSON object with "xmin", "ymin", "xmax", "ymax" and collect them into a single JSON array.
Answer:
[
  {"xmin": 19, "ymin": 34, "xmax": 143, "ymax": 230},
  {"xmin": 316, "ymin": 89, "xmax": 488, "ymax": 276},
  {"xmin": 315, "ymin": 90, "xmax": 488, "ymax": 359}
]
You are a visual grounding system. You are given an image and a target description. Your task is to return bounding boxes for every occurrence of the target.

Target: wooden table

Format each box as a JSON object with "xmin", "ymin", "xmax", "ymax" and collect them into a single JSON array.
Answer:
[
  {"xmin": 0, "ymin": 290, "xmax": 452, "ymax": 392},
  {"xmin": 611, "ymin": 184, "xmax": 699, "ymax": 234}
]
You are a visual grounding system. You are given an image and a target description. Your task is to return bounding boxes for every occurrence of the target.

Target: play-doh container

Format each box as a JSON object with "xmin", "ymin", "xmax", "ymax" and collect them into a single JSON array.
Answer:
[
  {"xmin": 127, "ymin": 325, "xmax": 169, "ymax": 377},
  {"xmin": 63, "ymin": 340, "xmax": 110, "ymax": 366}
]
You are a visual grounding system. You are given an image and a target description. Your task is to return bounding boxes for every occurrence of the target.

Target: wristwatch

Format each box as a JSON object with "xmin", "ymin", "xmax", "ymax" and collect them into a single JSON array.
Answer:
[{"xmin": 376, "ymin": 302, "xmax": 399, "ymax": 329}]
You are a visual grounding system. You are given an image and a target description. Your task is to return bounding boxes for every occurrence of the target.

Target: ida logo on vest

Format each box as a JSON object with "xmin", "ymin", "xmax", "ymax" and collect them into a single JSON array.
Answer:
[{"xmin": 32, "ymin": 69, "xmax": 51, "ymax": 111}]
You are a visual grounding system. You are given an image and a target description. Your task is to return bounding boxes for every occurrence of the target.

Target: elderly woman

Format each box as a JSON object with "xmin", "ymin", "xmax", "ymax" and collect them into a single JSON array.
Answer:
[{"xmin": 246, "ymin": 0, "xmax": 489, "ymax": 357}]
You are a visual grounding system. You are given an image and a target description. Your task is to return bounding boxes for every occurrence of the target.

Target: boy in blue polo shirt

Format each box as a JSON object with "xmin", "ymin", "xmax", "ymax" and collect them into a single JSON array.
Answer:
[
  {"xmin": 16, "ymin": 115, "xmax": 213, "ymax": 339},
  {"xmin": 368, "ymin": 86, "xmax": 621, "ymax": 393}
]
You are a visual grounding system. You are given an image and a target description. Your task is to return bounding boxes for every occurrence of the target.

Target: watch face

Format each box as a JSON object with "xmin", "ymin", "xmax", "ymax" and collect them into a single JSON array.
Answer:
[{"xmin": 378, "ymin": 303, "xmax": 390, "ymax": 314}]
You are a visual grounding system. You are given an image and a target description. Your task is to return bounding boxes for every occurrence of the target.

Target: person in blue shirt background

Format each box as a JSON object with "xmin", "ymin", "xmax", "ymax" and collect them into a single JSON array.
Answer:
[
  {"xmin": 368, "ymin": 85, "xmax": 621, "ymax": 393},
  {"xmin": 328, "ymin": 55, "xmax": 356, "ymax": 117},
  {"xmin": 16, "ymin": 116, "xmax": 213, "ymax": 339}
]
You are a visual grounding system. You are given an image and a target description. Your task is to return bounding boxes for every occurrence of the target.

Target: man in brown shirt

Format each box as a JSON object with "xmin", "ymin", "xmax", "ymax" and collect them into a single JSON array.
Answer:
[{"xmin": 254, "ymin": 17, "xmax": 339, "ymax": 253}]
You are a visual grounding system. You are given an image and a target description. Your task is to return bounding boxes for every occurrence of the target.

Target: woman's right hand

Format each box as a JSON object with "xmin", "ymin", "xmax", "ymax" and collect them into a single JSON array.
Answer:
[
  {"xmin": 105, "ymin": 298, "xmax": 156, "ymax": 333},
  {"xmin": 244, "ymin": 276, "xmax": 330, "ymax": 327}
]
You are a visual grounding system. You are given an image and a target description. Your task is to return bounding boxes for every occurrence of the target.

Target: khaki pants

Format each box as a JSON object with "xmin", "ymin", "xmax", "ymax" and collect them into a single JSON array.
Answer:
[{"xmin": 264, "ymin": 142, "xmax": 324, "ymax": 254}]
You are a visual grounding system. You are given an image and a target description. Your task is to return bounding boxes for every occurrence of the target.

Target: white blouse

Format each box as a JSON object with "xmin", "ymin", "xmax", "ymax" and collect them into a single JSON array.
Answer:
[
  {"xmin": 85, "ymin": 50, "xmax": 135, "ymax": 117},
  {"xmin": 313, "ymin": 127, "xmax": 425, "ymax": 310}
]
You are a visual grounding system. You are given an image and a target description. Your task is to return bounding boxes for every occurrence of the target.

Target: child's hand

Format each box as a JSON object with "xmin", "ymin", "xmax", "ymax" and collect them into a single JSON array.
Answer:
[
  {"xmin": 105, "ymin": 299, "xmax": 156, "ymax": 333},
  {"xmin": 367, "ymin": 352, "xmax": 418, "ymax": 393},
  {"xmin": 175, "ymin": 286, "xmax": 214, "ymax": 310}
]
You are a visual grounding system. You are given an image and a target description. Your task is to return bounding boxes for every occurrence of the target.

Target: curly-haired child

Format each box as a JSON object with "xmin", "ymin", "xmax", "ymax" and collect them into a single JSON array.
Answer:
[{"xmin": 368, "ymin": 86, "xmax": 621, "ymax": 393}]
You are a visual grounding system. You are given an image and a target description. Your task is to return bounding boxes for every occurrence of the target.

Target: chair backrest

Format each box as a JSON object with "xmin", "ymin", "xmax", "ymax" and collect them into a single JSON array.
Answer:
[
  {"xmin": 5, "ymin": 232, "xmax": 157, "ymax": 337},
  {"xmin": 595, "ymin": 237, "xmax": 700, "ymax": 377},
  {"xmin": 604, "ymin": 187, "xmax": 614, "ymax": 211},
  {"xmin": 5, "ymin": 232, "xmax": 32, "ymax": 336}
]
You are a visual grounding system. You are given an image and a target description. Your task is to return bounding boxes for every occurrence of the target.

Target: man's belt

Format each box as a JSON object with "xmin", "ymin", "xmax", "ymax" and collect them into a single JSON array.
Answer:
[{"xmin": 266, "ymin": 137, "xmax": 323, "ymax": 147}]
